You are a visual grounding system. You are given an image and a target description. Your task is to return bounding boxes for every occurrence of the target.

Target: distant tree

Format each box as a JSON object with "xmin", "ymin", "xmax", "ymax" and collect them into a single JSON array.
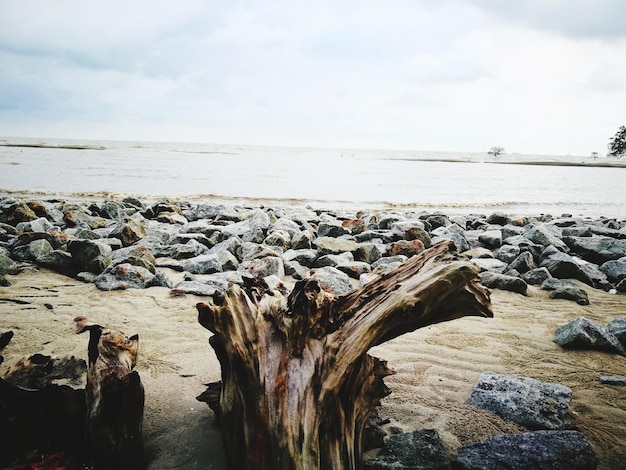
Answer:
[
  {"xmin": 590, "ymin": 151, "xmax": 599, "ymax": 161},
  {"xmin": 608, "ymin": 125, "xmax": 626, "ymax": 158},
  {"xmin": 488, "ymin": 146, "xmax": 505, "ymax": 157}
]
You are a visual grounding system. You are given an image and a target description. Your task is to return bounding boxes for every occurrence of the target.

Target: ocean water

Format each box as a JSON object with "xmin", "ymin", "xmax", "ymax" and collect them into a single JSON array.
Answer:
[{"xmin": 1, "ymin": 137, "xmax": 625, "ymax": 219}]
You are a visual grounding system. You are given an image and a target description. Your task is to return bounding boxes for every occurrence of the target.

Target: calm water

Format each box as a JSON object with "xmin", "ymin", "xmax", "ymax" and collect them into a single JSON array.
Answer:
[{"xmin": 1, "ymin": 138, "xmax": 625, "ymax": 218}]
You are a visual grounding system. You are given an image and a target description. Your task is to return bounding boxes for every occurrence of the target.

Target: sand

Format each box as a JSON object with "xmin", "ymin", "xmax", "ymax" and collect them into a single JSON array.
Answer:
[{"xmin": 2, "ymin": 266, "xmax": 626, "ymax": 469}]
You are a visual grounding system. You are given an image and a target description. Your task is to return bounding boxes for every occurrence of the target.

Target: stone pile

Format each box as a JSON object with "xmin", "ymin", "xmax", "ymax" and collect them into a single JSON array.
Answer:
[{"xmin": 1, "ymin": 196, "xmax": 626, "ymax": 303}]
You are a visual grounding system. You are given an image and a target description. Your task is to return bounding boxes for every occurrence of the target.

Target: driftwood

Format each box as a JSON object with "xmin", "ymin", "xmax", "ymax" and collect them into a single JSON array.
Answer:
[
  {"xmin": 75, "ymin": 316, "xmax": 146, "ymax": 470},
  {"xmin": 197, "ymin": 240, "xmax": 492, "ymax": 469}
]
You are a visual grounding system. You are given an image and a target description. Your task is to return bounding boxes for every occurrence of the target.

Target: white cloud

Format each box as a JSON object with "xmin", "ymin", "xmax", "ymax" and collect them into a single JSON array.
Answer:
[{"xmin": 0, "ymin": 0, "xmax": 625, "ymax": 154}]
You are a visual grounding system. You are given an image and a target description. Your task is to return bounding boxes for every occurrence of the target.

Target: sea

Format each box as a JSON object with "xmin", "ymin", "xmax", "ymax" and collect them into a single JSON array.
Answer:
[{"xmin": 1, "ymin": 137, "xmax": 625, "ymax": 219}]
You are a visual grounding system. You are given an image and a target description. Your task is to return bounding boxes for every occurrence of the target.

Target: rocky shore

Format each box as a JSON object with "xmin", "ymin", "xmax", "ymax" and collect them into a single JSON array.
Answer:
[{"xmin": 2, "ymin": 193, "xmax": 626, "ymax": 468}]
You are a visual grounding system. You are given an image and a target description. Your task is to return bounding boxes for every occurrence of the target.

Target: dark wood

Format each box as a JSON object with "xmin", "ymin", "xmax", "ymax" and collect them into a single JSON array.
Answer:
[
  {"xmin": 75, "ymin": 316, "xmax": 146, "ymax": 470},
  {"xmin": 197, "ymin": 240, "xmax": 492, "ymax": 469}
]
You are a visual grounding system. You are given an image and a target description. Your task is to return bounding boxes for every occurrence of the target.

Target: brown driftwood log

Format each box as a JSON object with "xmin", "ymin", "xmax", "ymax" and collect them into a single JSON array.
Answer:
[
  {"xmin": 75, "ymin": 316, "xmax": 146, "ymax": 470},
  {"xmin": 196, "ymin": 240, "xmax": 492, "ymax": 469}
]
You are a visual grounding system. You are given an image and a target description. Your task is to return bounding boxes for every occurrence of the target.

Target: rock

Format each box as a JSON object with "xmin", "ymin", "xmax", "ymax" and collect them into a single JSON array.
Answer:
[
  {"xmin": 99, "ymin": 200, "xmax": 127, "ymax": 222},
  {"xmin": 554, "ymin": 317, "xmax": 626, "ymax": 356},
  {"xmin": 111, "ymin": 245, "xmax": 157, "ymax": 273},
  {"xmin": 471, "ymin": 258, "xmax": 508, "ymax": 274},
  {"xmin": 157, "ymin": 239, "xmax": 209, "ymax": 259},
  {"xmin": 465, "ymin": 247, "xmax": 495, "ymax": 259},
  {"xmin": 479, "ymin": 272, "xmax": 528, "ymax": 295},
  {"xmin": 16, "ymin": 217, "xmax": 54, "ymax": 233},
  {"xmin": 607, "ymin": 317, "xmax": 626, "ymax": 347},
  {"xmin": 599, "ymin": 375, "xmax": 626, "ymax": 386},
  {"xmin": 524, "ymin": 224, "xmax": 568, "ymax": 251},
  {"xmin": 563, "ymin": 235, "xmax": 626, "ymax": 264},
  {"xmin": 315, "ymin": 252, "xmax": 354, "ymax": 268},
  {"xmin": 540, "ymin": 252, "xmax": 597, "ymax": 288},
  {"xmin": 67, "ymin": 239, "xmax": 113, "ymax": 274},
  {"xmin": 306, "ymin": 266, "xmax": 353, "ymax": 295},
  {"xmin": 478, "ymin": 229, "xmax": 502, "ymax": 248},
  {"xmin": 363, "ymin": 429, "xmax": 451, "ymax": 470},
  {"xmin": 599, "ymin": 259, "xmax": 626, "ymax": 284},
  {"xmin": 336, "ymin": 261, "xmax": 372, "ymax": 279},
  {"xmin": 283, "ymin": 249, "xmax": 318, "ymax": 268},
  {"xmin": 291, "ymin": 230, "xmax": 314, "ymax": 249},
  {"xmin": 0, "ymin": 252, "xmax": 20, "ymax": 275},
  {"xmin": 314, "ymin": 236, "xmax": 359, "ymax": 256},
  {"xmin": 371, "ymin": 256, "xmax": 408, "ymax": 275},
  {"xmin": 508, "ymin": 251, "xmax": 535, "ymax": 273},
  {"xmin": 486, "ymin": 212, "xmax": 509, "ymax": 225},
  {"xmin": 522, "ymin": 267, "xmax": 552, "ymax": 285},
  {"xmin": 238, "ymin": 256, "xmax": 285, "ymax": 279},
  {"xmin": 95, "ymin": 263, "xmax": 172, "ymax": 290},
  {"xmin": 284, "ymin": 260, "xmax": 310, "ymax": 280},
  {"xmin": 37, "ymin": 250, "xmax": 77, "ymax": 276},
  {"xmin": 270, "ymin": 217, "xmax": 303, "ymax": 237},
  {"xmin": 454, "ymin": 430, "xmax": 598, "ymax": 470},
  {"xmin": 496, "ymin": 245, "xmax": 521, "ymax": 264},
  {"xmin": 389, "ymin": 239, "xmax": 425, "ymax": 257},
  {"xmin": 549, "ymin": 285, "xmax": 590, "ymax": 305},
  {"xmin": 183, "ymin": 251, "xmax": 239, "ymax": 274},
  {"xmin": 466, "ymin": 371, "xmax": 572, "ymax": 430},
  {"xmin": 317, "ymin": 221, "xmax": 351, "ymax": 238},
  {"xmin": 263, "ymin": 230, "xmax": 291, "ymax": 249},
  {"xmin": 109, "ymin": 219, "xmax": 147, "ymax": 247},
  {"xmin": 172, "ymin": 278, "xmax": 229, "ymax": 297},
  {"xmin": 354, "ymin": 243, "xmax": 385, "ymax": 265}
]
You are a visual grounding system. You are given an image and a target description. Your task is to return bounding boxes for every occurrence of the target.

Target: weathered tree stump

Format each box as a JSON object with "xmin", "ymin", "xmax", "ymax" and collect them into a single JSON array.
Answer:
[
  {"xmin": 197, "ymin": 240, "xmax": 492, "ymax": 469},
  {"xmin": 75, "ymin": 316, "xmax": 146, "ymax": 470}
]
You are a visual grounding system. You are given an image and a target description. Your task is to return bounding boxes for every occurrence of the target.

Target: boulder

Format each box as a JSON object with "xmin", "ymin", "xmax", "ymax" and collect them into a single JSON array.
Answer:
[
  {"xmin": 109, "ymin": 219, "xmax": 146, "ymax": 247},
  {"xmin": 389, "ymin": 239, "xmax": 425, "ymax": 257},
  {"xmin": 508, "ymin": 251, "xmax": 535, "ymax": 273},
  {"xmin": 238, "ymin": 256, "xmax": 285, "ymax": 279},
  {"xmin": 554, "ymin": 317, "xmax": 626, "ymax": 356},
  {"xmin": 522, "ymin": 267, "xmax": 552, "ymax": 285},
  {"xmin": 363, "ymin": 429, "xmax": 451, "ymax": 470},
  {"xmin": 563, "ymin": 236, "xmax": 626, "ymax": 264},
  {"xmin": 314, "ymin": 237, "xmax": 359, "ymax": 256},
  {"xmin": 454, "ymin": 430, "xmax": 597, "ymax": 470},
  {"xmin": 466, "ymin": 371, "xmax": 572, "ymax": 430},
  {"xmin": 478, "ymin": 229, "xmax": 502, "ymax": 248},
  {"xmin": 95, "ymin": 263, "xmax": 172, "ymax": 290},
  {"xmin": 607, "ymin": 317, "xmax": 626, "ymax": 348},
  {"xmin": 471, "ymin": 258, "xmax": 508, "ymax": 274},
  {"xmin": 599, "ymin": 259, "xmax": 626, "ymax": 284},
  {"xmin": 183, "ymin": 251, "xmax": 239, "ymax": 274},
  {"xmin": 599, "ymin": 375, "xmax": 626, "ymax": 386},
  {"xmin": 67, "ymin": 239, "xmax": 113, "ymax": 274},
  {"xmin": 549, "ymin": 285, "xmax": 590, "ymax": 305},
  {"xmin": 524, "ymin": 224, "xmax": 567, "ymax": 251},
  {"xmin": 496, "ymin": 245, "xmax": 521, "ymax": 264},
  {"xmin": 306, "ymin": 266, "xmax": 353, "ymax": 295},
  {"xmin": 479, "ymin": 272, "xmax": 528, "ymax": 295}
]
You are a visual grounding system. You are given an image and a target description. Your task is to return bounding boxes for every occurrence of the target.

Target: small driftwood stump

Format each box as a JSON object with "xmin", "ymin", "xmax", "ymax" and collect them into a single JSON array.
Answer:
[
  {"xmin": 197, "ymin": 240, "xmax": 492, "ymax": 469},
  {"xmin": 75, "ymin": 316, "xmax": 146, "ymax": 470}
]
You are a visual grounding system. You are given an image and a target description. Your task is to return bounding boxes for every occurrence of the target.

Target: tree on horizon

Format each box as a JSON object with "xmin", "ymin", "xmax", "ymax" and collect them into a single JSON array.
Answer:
[
  {"xmin": 608, "ymin": 125, "xmax": 626, "ymax": 158},
  {"xmin": 488, "ymin": 146, "xmax": 505, "ymax": 157}
]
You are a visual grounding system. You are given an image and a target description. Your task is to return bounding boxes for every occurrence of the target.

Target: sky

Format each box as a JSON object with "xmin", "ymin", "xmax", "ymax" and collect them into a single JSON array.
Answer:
[{"xmin": 0, "ymin": 0, "xmax": 625, "ymax": 155}]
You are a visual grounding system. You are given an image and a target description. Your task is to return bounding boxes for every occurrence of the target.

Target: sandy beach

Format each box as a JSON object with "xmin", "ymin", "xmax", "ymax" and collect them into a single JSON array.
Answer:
[{"xmin": 2, "ymin": 260, "xmax": 626, "ymax": 469}]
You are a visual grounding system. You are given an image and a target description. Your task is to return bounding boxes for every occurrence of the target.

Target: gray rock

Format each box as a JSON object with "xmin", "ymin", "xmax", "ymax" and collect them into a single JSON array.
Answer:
[
  {"xmin": 607, "ymin": 316, "xmax": 626, "ymax": 347},
  {"xmin": 157, "ymin": 239, "xmax": 209, "ymax": 259},
  {"xmin": 600, "ymin": 375, "xmax": 626, "ymax": 386},
  {"xmin": 67, "ymin": 239, "xmax": 112, "ymax": 274},
  {"xmin": 283, "ymin": 248, "xmax": 318, "ymax": 268},
  {"xmin": 291, "ymin": 230, "xmax": 314, "ymax": 249},
  {"xmin": 467, "ymin": 371, "xmax": 572, "ymax": 430},
  {"xmin": 307, "ymin": 266, "xmax": 353, "ymax": 295},
  {"xmin": 486, "ymin": 212, "xmax": 509, "ymax": 225},
  {"xmin": 540, "ymin": 252, "xmax": 596, "ymax": 288},
  {"xmin": 263, "ymin": 230, "xmax": 291, "ymax": 249},
  {"xmin": 37, "ymin": 250, "xmax": 76, "ymax": 276},
  {"xmin": 496, "ymin": 244, "xmax": 521, "ymax": 264},
  {"xmin": 0, "ymin": 252, "xmax": 19, "ymax": 275},
  {"xmin": 454, "ymin": 430, "xmax": 598, "ymax": 470},
  {"xmin": 508, "ymin": 251, "xmax": 535, "ymax": 273},
  {"xmin": 471, "ymin": 258, "xmax": 508, "ymax": 274},
  {"xmin": 95, "ymin": 263, "xmax": 172, "ymax": 290},
  {"xmin": 16, "ymin": 217, "xmax": 54, "ymax": 233},
  {"xmin": 599, "ymin": 259, "xmax": 626, "ymax": 284},
  {"xmin": 183, "ymin": 251, "xmax": 239, "ymax": 274},
  {"xmin": 317, "ymin": 221, "xmax": 350, "ymax": 238},
  {"xmin": 336, "ymin": 261, "xmax": 372, "ymax": 279},
  {"xmin": 363, "ymin": 429, "xmax": 451, "ymax": 470},
  {"xmin": 270, "ymin": 217, "xmax": 303, "ymax": 237},
  {"xmin": 172, "ymin": 278, "xmax": 229, "ymax": 296},
  {"xmin": 525, "ymin": 224, "xmax": 567, "ymax": 251},
  {"xmin": 315, "ymin": 252, "xmax": 354, "ymax": 268},
  {"xmin": 479, "ymin": 272, "xmax": 528, "ymax": 295},
  {"xmin": 554, "ymin": 317, "xmax": 626, "ymax": 356},
  {"xmin": 238, "ymin": 256, "xmax": 285, "ymax": 279},
  {"xmin": 314, "ymin": 236, "xmax": 359, "ymax": 256},
  {"xmin": 563, "ymin": 235, "xmax": 626, "ymax": 264},
  {"xmin": 562, "ymin": 226, "xmax": 593, "ymax": 237},
  {"xmin": 111, "ymin": 245, "xmax": 157, "ymax": 274},
  {"xmin": 549, "ymin": 285, "xmax": 590, "ymax": 305},
  {"xmin": 109, "ymin": 219, "xmax": 146, "ymax": 247},
  {"xmin": 237, "ymin": 242, "xmax": 282, "ymax": 262},
  {"xmin": 522, "ymin": 267, "xmax": 552, "ymax": 285},
  {"xmin": 354, "ymin": 243, "xmax": 385, "ymax": 265},
  {"xmin": 284, "ymin": 260, "xmax": 310, "ymax": 280},
  {"xmin": 478, "ymin": 229, "xmax": 502, "ymax": 248}
]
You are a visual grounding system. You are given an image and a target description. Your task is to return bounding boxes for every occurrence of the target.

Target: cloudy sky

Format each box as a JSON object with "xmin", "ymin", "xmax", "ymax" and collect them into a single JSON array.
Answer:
[{"xmin": 1, "ymin": 0, "xmax": 625, "ymax": 155}]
